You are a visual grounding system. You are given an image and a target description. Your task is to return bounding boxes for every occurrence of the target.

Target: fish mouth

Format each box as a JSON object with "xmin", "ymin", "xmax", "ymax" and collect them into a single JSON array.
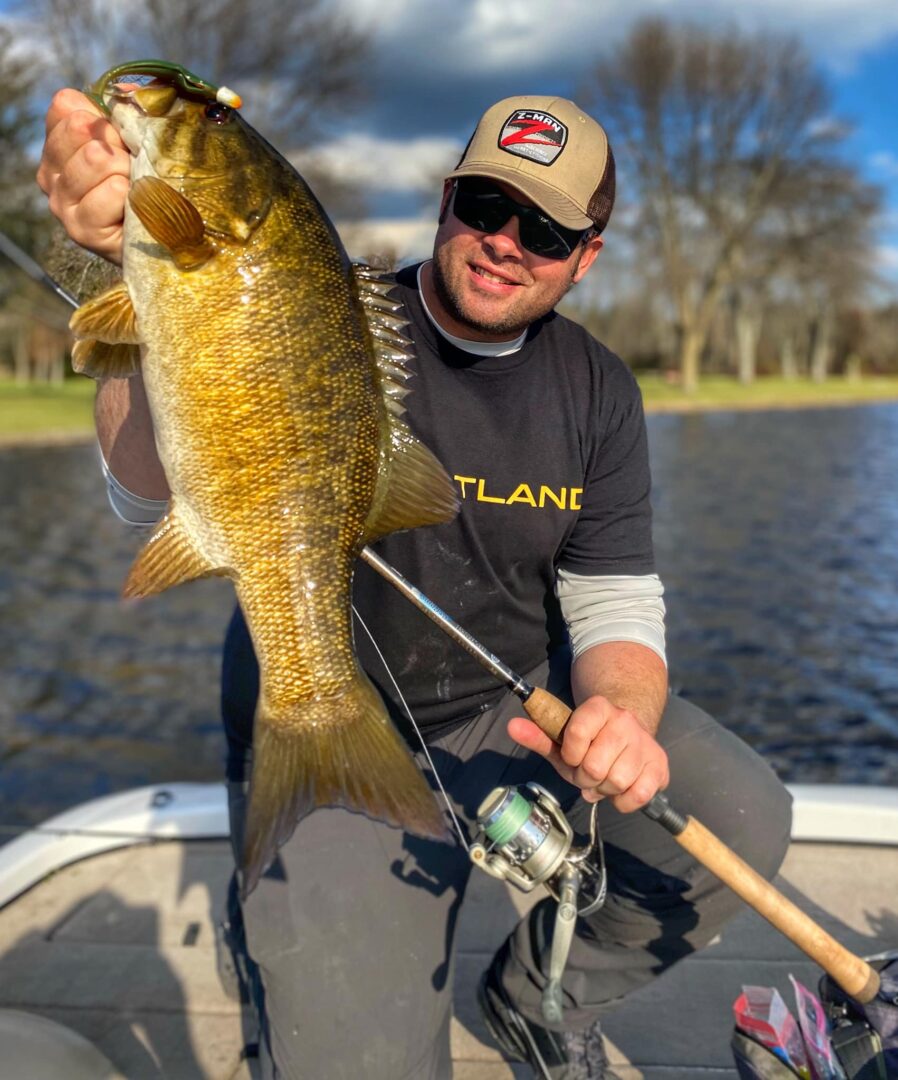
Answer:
[
  {"xmin": 91, "ymin": 61, "xmax": 242, "ymax": 177},
  {"xmin": 88, "ymin": 60, "xmax": 241, "ymax": 116}
]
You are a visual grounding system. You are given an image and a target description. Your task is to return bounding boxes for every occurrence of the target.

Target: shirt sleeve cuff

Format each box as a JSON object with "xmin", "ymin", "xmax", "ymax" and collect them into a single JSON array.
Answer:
[
  {"xmin": 98, "ymin": 443, "xmax": 167, "ymax": 527},
  {"xmin": 556, "ymin": 568, "xmax": 667, "ymax": 668}
]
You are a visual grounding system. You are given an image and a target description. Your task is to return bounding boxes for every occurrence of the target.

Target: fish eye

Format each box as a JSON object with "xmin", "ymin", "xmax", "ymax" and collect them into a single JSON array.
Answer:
[{"xmin": 204, "ymin": 102, "xmax": 232, "ymax": 124}]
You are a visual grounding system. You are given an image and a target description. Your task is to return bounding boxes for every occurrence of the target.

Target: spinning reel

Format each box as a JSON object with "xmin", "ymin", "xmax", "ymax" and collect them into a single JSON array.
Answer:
[{"xmin": 469, "ymin": 782, "xmax": 608, "ymax": 1024}]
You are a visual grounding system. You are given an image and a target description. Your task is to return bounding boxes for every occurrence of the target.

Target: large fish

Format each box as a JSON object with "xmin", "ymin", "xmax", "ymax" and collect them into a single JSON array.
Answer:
[{"xmin": 69, "ymin": 61, "xmax": 457, "ymax": 896}]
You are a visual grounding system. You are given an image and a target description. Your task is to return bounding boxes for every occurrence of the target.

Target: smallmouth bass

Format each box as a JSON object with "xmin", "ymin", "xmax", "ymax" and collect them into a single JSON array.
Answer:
[{"xmin": 69, "ymin": 61, "xmax": 457, "ymax": 896}]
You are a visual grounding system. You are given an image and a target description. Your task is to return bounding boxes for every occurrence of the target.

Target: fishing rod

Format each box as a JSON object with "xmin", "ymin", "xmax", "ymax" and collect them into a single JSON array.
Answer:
[
  {"xmin": 19, "ymin": 235, "xmax": 881, "ymax": 1004},
  {"xmin": 0, "ymin": 232, "xmax": 79, "ymax": 309},
  {"xmin": 359, "ymin": 548, "xmax": 882, "ymax": 1007}
]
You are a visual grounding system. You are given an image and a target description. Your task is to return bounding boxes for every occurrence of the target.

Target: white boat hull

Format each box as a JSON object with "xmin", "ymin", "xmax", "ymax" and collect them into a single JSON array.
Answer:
[{"xmin": 1, "ymin": 782, "xmax": 896, "ymax": 911}]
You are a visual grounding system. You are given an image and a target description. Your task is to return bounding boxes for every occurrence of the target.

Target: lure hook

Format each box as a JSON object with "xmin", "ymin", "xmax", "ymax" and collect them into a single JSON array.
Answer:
[{"xmin": 87, "ymin": 59, "xmax": 242, "ymax": 115}]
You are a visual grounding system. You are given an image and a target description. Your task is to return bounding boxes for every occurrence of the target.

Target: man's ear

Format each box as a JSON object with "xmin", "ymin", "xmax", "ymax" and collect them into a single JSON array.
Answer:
[{"xmin": 572, "ymin": 234, "xmax": 604, "ymax": 283}]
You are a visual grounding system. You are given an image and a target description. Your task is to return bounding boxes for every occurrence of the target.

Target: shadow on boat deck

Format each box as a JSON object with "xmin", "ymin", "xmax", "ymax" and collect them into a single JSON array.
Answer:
[{"xmin": 0, "ymin": 836, "xmax": 896, "ymax": 1078}]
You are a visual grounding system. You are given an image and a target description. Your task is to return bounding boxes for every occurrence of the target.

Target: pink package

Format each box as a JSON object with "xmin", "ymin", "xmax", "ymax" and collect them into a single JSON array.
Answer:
[{"xmin": 790, "ymin": 975, "xmax": 847, "ymax": 1080}]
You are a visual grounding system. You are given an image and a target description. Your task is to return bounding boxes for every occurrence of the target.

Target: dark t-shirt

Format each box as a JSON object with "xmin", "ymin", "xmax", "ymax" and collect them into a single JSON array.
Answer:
[{"xmin": 222, "ymin": 263, "xmax": 655, "ymax": 752}]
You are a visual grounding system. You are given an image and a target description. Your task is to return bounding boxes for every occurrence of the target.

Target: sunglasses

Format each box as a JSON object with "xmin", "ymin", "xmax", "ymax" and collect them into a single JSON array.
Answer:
[{"xmin": 450, "ymin": 178, "xmax": 592, "ymax": 260}]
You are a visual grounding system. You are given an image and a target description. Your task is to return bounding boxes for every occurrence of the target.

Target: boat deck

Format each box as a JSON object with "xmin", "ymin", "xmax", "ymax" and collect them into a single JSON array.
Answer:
[{"xmin": 1, "ymin": 825, "xmax": 896, "ymax": 1079}]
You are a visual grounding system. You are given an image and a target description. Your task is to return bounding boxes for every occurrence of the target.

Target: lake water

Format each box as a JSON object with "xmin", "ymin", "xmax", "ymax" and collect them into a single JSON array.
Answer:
[{"xmin": 1, "ymin": 404, "xmax": 896, "ymax": 831}]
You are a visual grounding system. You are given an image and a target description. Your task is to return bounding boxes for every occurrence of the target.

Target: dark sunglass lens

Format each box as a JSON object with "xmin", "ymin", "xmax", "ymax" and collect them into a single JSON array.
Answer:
[
  {"xmin": 452, "ymin": 179, "xmax": 586, "ymax": 259},
  {"xmin": 452, "ymin": 185, "xmax": 511, "ymax": 234},
  {"xmin": 518, "ymin": 213, "xmax": 583, "ymax": 259},
  {"xmin": 519, "ymin": 223, "xmax": 566, "ymax": 258}
]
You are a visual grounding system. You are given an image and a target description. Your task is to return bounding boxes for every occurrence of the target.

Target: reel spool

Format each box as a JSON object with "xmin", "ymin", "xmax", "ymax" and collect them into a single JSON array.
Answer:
[{"xmin": 469, "ymin": 782, "xmax": 607, "ymax": 1023}]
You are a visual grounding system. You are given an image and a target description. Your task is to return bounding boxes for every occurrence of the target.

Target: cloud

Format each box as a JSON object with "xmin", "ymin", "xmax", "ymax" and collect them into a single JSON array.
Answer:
[
  {"xmin": 1, "ymin": 14, "xmax": 48, "ymax": 58},
  {"xmin": 807, "ymin": 116, "xmax": 854, "ymax": 140},
  {"xmin": 293, "ymin": 134, "xmax": 461, "ymax": 195},
  {"xmin": 336, "ymin": 215, "xmax": 436, "ymax": 263},
  {"xmin": 326, "ymin": 0, "xmax": 898, "ymax": 147},
  {"xmin": 870, "ymin": 152, "xmax": 898, "ymax": 180},
  {"xmin": 876, "ymin": 245, "xmax": 898, "ymax": 270},
  {"xmin": 342, "ymin": 0, "xmax": 898, "ymax": 81}
]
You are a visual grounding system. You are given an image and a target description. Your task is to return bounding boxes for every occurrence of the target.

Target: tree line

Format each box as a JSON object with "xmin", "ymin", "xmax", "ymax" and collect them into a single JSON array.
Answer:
[
  {"xmin": 568, "ymin": 19, "xmax": 890, "ymax": 388},
  {"xmin": 0, "ymin": 8, "xmax": 893, "ymax": 387}
]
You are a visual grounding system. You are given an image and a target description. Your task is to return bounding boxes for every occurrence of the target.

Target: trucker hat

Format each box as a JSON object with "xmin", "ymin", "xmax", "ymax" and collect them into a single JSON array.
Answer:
[{"xmin": 446, "ymin": 96, "xmax": 615, "ymax": 233}]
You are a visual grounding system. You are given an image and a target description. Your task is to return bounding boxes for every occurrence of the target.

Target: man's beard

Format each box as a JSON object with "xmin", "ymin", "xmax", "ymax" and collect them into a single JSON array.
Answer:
[{"xmin": 430, "ymin": 250, "xmax": 577, "ymax": 337}]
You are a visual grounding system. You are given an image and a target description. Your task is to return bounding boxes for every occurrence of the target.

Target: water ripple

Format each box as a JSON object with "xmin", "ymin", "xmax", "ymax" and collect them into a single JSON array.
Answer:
[{"xmin": 1, "ymin": 404, "xmax": 897, "ymax": 827}]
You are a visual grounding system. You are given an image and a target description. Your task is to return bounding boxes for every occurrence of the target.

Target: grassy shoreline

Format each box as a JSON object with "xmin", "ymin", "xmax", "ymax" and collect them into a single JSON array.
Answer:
[
  {"xmin": 638, "ymin": 374, "xmax": 898, "ymax": 412},
  {"xmin": 0, "ymin": 378, "xmax": 96, "ymax": 445},
  {"xmin": 3, "ymin": 374, "xmax": 898, "ymax": 445}
]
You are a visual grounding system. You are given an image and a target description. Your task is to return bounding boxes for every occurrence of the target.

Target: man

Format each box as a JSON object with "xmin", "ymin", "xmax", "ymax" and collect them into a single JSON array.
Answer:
[{"xmin": 38, "ymin": 90, "xmax": 792, "ymax": 1079}]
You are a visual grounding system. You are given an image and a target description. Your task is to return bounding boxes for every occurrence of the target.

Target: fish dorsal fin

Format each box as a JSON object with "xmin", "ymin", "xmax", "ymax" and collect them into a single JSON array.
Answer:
[
  {"xmin": 353, "ymin": 264, "xmax": 459, "ymax": 541},
  {"xmin": 71, "ymin": 338, "xmax": 141, "ymax": 379},
  {"xmin": 123, "ymin": 500, "xmax": 229, "ymax": 598},
  {"xmin": 129, "ymin": 176, "xmax": 216, "ymax": 270},
  {"xmin": 354, "ymin": 263, "xmax": 416, "ymax": 417},
  {"xmin": 70, "ymin": 281, "xmax": 141, "ymax": 344}
]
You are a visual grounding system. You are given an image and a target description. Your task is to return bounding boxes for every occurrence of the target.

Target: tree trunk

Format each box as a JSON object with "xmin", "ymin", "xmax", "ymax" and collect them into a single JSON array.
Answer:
[
  {"xmin": 735, "ymin": 308, "xmax": 761, "ymax": 384},
  {"xmin": 809, "ymin": 312, "xmax": 833, "ymax": 383},
  {"xmin": 780, "ymin": 336, "xmax": 798, "ymax": 379},
  {"xmin": 844, "ymin": 352, "xmax": 862, "ymax": 382},
  {"xmin": 51, "ymin": 347, "xmax": 65, "ymax": 384},
  {"xmin": 680, "ymin": 325, "xmax": 704, "ymax": 393},
  {"xmin": 14, "ymin": 325, "xmax": 29, "ymax": 385}
]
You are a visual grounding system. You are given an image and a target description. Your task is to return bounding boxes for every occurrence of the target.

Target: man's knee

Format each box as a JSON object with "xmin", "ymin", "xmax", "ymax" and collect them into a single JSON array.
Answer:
[{"xmin": 660, "ymin": 694, "xmax": 792, "ymax": 881}]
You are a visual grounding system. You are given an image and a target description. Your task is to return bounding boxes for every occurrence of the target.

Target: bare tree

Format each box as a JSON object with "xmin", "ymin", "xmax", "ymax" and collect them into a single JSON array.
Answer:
[
  {"xmin": 0, "ymin": 27, "xmax": 48, "ymax": 256},
  {"xmin": 0, "ymin": 26, "xmax": 72, "ymax": 383},
  {"xmin": 581, "ymin": 19, "xmax": 869, "ymax": 391},
  {"xmin": 782, "ymin": 169, "xmax": 880, "ymax": 381},
  {"xmin": 719, "ymin": 163, "xmax": 880, "ymax": 383},
  {"xmin": 862, "ymin": 303, "xmax": 898, "ymax": 374},
  {"xmin": 726, "ymin": 253, "xmax": 767, "ymax": 385},
  {"xmin": 27, "ymin": 0, "xmax": 370, "ymax": 212}
]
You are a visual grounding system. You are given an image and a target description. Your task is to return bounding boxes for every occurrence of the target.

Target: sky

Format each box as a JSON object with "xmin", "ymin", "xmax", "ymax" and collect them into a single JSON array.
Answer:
[
  {"xmin": 6, "ymin": 0, "xmax": 898, "ymax": 281},
  {"xmin": 300, "ymin": 0, "xmax": 898, "ymax": 282}
]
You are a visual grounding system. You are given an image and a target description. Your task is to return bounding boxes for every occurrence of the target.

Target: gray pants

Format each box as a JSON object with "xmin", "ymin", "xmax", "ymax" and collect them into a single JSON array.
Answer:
[{"xmin": 221, "ymin": 665, "xmax": 792, "ymax": 1080}]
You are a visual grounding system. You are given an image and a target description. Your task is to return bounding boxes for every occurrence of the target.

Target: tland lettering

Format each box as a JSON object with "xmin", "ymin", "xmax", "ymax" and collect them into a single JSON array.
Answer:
[{"xmin": 453, "ymin": 476, "xmax": 582, "ymax": 511}]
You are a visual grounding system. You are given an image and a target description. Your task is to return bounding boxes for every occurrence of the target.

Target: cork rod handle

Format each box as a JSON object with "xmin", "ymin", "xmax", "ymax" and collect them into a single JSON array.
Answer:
[{"xmin": 521, "ymin": 688, "xmax": 881, "ymax": 1004}]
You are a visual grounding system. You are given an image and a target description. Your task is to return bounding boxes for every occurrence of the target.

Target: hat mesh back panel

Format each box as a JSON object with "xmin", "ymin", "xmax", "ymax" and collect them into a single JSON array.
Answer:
[{"xmin": 587, "ymin": 144, "xmax": 616, "ymax": 234}]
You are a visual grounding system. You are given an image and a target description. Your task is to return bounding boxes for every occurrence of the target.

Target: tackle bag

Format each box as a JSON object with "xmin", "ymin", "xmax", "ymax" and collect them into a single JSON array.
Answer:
[
  {"xmin": 817, "ymin": 952, "xmax": 898, "ymax": 1080},
  {"xmin": 731, "ymin": 954, "xmax": 898, "ymax": 1079}
]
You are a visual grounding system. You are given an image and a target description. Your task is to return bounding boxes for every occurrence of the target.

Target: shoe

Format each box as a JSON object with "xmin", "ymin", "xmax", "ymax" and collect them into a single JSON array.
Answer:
[{"xmin": 477, "ymin": 957, "xmax": 614, "ymax": 1079}]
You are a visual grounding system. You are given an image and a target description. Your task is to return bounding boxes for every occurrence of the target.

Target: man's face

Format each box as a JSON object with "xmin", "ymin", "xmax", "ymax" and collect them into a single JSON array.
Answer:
[{"xmin": 422, "ymin": 178, "xmax": 603, "ymax": 342}]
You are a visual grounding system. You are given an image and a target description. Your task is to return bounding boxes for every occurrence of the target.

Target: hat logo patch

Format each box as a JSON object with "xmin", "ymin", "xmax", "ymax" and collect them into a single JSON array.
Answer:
[{"xmin": 499, "ymin": 110, "xmax": 568, "ymax": 166}]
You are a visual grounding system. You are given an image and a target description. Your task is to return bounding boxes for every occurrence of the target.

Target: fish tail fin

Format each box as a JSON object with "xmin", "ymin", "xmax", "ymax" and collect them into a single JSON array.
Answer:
[{"xmin": 240, "ymin": 671, "xmax": 449, "ymax": 898}]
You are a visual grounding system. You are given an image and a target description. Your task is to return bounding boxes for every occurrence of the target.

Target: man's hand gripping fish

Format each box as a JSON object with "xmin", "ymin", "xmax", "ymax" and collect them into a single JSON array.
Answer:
[{"xmin": 69, "ymin": 62, "xmax": 457, "ymax": 897}]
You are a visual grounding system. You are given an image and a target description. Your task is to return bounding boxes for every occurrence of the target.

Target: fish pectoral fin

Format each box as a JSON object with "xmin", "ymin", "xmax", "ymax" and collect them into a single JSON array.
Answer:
[
  {"xmin": 123, "ymin": 502, "xmax": 228, "ymax": 598},
  {"xmin": 70, "ymin": 281, "xmax": 141, "ymax": 344},
  {"xmin": 129, "ymin": 176, "xmax": 215, "ymax": 270},
  {"xmin": 363, "ymin": 418, "xmax": 459, "ymax": 542},
  {"xmin": 71, "ymin": 338, "xmax": 140, "ymax": 379},
  {"xmin": 240, "ymin": 671, "xmax": 449, "ymax": 899}
]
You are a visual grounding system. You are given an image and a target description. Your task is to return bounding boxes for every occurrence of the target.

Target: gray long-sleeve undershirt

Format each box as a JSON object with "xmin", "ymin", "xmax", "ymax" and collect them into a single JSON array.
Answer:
[{"xmin": 555, "ymin": 567, "xmax": 666, "ymax": 667}]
